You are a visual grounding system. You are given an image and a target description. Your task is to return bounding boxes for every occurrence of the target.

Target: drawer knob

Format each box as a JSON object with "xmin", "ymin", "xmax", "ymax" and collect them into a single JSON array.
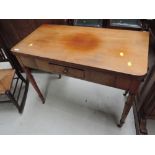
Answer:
[{"xmin": 63, "ymin": 68, "xmax": 68, "ymax": 73}]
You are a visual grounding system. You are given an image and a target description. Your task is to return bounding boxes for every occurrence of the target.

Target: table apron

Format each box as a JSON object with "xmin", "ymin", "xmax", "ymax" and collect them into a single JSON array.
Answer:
[{"xmin": 16, "ymin": 54, "xmax": 140, "ymax": 94}]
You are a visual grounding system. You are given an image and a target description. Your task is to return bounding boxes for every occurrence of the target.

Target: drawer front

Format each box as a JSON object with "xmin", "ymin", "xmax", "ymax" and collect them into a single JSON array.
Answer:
[
  {"xmin": 18, "ymin": 55, "xmax": 134, "ymax": 92},
  {"xmin": 85, "ymin": 70, "xmax": 116, "ymax": 87},
  {"xmin": 35, "ymin": 58, "xmax": 85, "ymax": 79}
]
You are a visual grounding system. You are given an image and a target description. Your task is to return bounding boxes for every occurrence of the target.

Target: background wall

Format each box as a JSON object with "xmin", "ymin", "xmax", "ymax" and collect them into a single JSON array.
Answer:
[{"xmin": 0, "ymin": 19, "xmax": 68, "ymax": 49}]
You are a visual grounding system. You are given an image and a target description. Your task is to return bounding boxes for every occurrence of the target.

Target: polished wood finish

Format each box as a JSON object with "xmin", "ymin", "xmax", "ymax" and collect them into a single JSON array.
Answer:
[
  {"xmin": 118, "ymin": 93, "xmax": 135, "ymax": 127},
  {"xmin": 17, "ymin": 54, "xmax": 85, "ymax": 79},
  {"xmin": 0, "ymin": 20, "xmax": 68, "ymax": 72},
  {"xmin": 11, "ymin": 24, "xmax": 149, "ymax": 127},
  {"xmin": 15, "ymin": 54, "xmax": 141, "ymax": 91},
  {"xmin": 11, "ymin": 24, "xmax": 149, "ymax": 76}
]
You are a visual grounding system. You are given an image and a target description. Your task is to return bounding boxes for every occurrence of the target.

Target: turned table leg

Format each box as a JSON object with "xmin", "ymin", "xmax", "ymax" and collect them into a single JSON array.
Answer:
[
  {"xmin": 23, "ymin": 66, "xmax": 45, "ymax": 104},
  {"xmin": 118, "ymin": 93, "xmax": 135, "ymax": 127}
]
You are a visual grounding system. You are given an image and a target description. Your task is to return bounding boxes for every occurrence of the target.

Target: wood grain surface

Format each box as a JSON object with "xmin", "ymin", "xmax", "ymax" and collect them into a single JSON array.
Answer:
[{"xmin": 11, "ymin": 24, "xmax": 149, "ymax": 76}]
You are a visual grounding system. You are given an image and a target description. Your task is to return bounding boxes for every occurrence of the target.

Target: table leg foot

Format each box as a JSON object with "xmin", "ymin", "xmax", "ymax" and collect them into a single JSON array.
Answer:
[
  {"xmin": 118, "ymin": 93, "xmax": 135, "ymax": 127},
  {"xmin": 117, "ymin": 120, "xmax": 124, "ymax": 127}
]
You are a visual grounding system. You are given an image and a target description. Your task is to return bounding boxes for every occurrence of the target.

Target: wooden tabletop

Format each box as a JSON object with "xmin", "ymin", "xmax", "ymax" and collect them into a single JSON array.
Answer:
[{"xmin": 11, "ymin": 24, "xmax": 149, "ymax": 76}]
